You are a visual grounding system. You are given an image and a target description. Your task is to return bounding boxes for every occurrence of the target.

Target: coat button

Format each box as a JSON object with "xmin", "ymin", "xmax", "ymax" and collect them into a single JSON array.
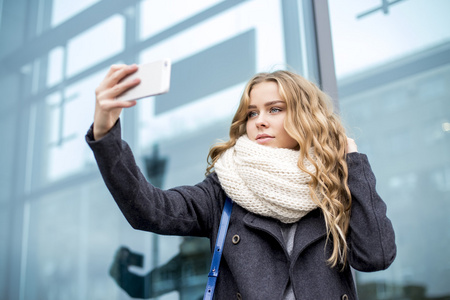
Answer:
[
  {"xmin": 236, "ymin": 292, "xmax": 242, "ymax": 300},
  {"xmin": 341, "ymin": 294, "xmax": 348, "ymax": 300},
  {"xmin": 232, "ymin": 234, "xmax": 240, "ymax": 244}
]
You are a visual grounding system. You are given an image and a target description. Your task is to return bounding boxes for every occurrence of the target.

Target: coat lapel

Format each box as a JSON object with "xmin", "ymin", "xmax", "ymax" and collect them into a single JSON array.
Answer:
[
  {"xmin": 242, "ymin": 208, "xmax": 327, "ymax": 259},
  {"xmin": 242, "ymin": 213, "xmax": 285, "ymax": 247},
  {"xmin": 291, "ymin": 208, "xmax": 327, "ymax": 260}
]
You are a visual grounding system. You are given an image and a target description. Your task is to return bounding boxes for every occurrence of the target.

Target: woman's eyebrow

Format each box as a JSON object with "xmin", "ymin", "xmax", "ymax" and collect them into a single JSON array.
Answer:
[
  {"xmin": 265, "ymin": 100, "xmax": 284, "ymax": 106},
  {"xmin": 247, "ymin": 100, "xmax": 285, "ymax": 109}
]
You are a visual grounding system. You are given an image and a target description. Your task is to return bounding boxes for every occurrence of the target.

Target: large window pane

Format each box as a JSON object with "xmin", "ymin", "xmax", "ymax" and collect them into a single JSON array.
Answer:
[
  {"xmin": 329, "ymin": 1, "xmax": 450, "ymax": 299},
  {"xmin": 66, "ymin": 15, "xmax": 124, "ymax": 78},
  {"xmin": 22, "ymin": 181, "xmax": 134, "ymax": 300},
  {"xmin": 330, "ymin": 0, "xmax": 450, "ymax": 78},
  {"xmin": 0, "ymin": 71, "xmax": 21, "ymax": 110},
  {"xmin": 140, "ymin": 0, "xmax": 224, "ymax": 40},
  {"xmin": 43, "ymin": 70, "xmax": 103, "ymax": 183},
  {"xmin": 47, "ymin": 46, "xmax": 65, "ymax": 88},
  {"xmin": 52, "ymin": 0, "xmax": 101, "ymax": 27}
]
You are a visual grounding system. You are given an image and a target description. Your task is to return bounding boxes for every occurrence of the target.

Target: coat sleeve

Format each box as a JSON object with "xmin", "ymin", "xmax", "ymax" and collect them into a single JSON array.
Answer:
[
  {"xmin": 345, "ymin": 152, "xmax": 396, "ymax": 272},
  {"xmin": 85, "ymin": 119, "xmax": 223, "ymax": 238}
]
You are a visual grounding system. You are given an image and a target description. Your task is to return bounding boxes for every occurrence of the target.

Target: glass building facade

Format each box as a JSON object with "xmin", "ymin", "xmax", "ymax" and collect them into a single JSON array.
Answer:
[
  {"xmin": 329, "ymin": 1, "xmax": 450, "ymax": 299},
  {"xmin": 0, "ymin": 0, "xmax": 449, "ymax": 299}
]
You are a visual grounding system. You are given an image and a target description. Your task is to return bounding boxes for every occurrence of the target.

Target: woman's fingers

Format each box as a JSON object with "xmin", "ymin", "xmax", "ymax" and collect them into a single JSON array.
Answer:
[
  {"xmin": 96, "ymin": 64, "xmax": 126, "ymax": 93},
  {"xmin": 100, "ymin": 76, "xmax": 141, "ymax": 100},
  {"xmin": 346, "ymin": 137, "xmax": 358, "ymax": 153},
  {"xmin": 96, "ymin": 64, "xmax": 139, "ymax": 96},
  {"xmin": 98, "ymin": 99, "xmax": 137, "ymax": 111},
  {"xmin": 92, "ymin": 64, "xmax": 140, "ymax": 140},
  {"xmin": 105, "ymin": 64, "xmax": 127, "ymax": 78},
  {"xmin": 108, "ymin": 64, "xmax": 139, "ymax": 87}
]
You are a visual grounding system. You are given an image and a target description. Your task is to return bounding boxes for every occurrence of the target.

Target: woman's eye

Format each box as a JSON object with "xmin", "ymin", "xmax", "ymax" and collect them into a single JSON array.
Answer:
[
  {"xmin": 248, "ymin": 111, "xmax": 258, "ymax": 118},
  {"xmin": 270, "ymin": 107, "xmax": 281, "ymax": 113}
]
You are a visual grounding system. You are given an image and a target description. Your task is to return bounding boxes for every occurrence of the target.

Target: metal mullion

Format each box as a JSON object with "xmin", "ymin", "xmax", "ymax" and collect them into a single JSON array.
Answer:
[
  {"xmin": 6, "ymin": 0, "xmax": 46, "ymax": 297},
  {"xmin": 312, "ymin": 0, "xmax": 339, "ymax": 111},
  {"xmin": 121, "ymin": 3, "xmax": 140, "ymax": 149}
]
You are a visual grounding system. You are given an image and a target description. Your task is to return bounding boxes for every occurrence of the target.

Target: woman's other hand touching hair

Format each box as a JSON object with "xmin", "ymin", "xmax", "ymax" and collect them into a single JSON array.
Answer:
[
  {"xmin": 346, "ymin": 137, "xmax": 358, "ymax": 154},
  {"xmin": 93, "ymin": 64, "xmax": 141, "ymax": 140}
]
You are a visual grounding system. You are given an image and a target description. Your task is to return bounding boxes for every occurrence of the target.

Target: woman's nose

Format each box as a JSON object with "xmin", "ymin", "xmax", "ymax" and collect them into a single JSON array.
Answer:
[{"xmin": 256, "ymin": 114, "xmax": 268, "ymax": 127}]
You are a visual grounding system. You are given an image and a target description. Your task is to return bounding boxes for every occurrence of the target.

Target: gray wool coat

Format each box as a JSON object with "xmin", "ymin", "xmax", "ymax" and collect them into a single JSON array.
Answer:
[{"xmin": 86, "ymin": 120, "xmax": 396, "ymax": 300}]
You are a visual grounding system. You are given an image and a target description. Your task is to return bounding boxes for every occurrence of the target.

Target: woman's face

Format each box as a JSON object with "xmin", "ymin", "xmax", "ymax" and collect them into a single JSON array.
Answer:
[{"xmin": 245, "ymin": 81, "xmax": 298, "ymax": 149}]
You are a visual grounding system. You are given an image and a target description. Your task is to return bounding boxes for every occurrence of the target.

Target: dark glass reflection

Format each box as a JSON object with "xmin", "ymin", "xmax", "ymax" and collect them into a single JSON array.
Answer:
[
  {"xmin": 110, "ymin": 238, "xmax": 210, "ymax": 299},
  {"xmin": 109, "ymin": 144, "xmax": 211, "ymax": 299}
]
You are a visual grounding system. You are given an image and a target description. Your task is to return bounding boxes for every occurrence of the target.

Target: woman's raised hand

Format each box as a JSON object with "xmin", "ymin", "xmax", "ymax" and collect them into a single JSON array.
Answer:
[{"xmin": 93, "ymin": 64, "xmax": 141, "ymax": 140}]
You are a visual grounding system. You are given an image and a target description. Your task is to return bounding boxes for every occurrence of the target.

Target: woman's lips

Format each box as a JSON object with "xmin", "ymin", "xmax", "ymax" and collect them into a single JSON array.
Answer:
[{"xmin": 256, "ymin": 134, "xmax": 274, "ymax": 144}]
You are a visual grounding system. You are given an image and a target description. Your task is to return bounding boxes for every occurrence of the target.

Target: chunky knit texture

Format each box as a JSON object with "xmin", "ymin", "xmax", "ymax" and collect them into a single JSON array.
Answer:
[{"xmin": 215, "ymin": 135, "xmax": 320, "ymax": 223}]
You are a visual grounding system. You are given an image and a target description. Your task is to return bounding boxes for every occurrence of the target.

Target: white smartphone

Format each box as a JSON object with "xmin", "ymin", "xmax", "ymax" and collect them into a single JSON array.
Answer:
[{"xmin": 116, "ymin": 59, "xmax": 171, "ymax": 101}]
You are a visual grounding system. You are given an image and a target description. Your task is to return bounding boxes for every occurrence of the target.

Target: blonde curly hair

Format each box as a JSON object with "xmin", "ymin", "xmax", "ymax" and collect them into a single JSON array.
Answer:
[{"xmin": 207, "ymin": 70, "xmax": 352, "ymax": 268}]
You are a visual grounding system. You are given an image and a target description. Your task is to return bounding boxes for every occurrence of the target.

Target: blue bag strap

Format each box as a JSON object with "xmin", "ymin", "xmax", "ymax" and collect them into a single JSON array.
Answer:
[{"xmin": 203, "ymin": 196, "xmax": 233, "ymax": 300}]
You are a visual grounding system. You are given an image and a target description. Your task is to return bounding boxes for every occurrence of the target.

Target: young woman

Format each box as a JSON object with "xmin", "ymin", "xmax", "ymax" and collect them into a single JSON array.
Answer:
[{"xmin": 87, "ymin": 64, "xmax": 396, "ymax": 299}]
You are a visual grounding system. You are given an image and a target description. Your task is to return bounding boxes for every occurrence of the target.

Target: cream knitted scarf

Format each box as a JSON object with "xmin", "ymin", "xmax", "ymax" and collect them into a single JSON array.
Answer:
[{"xmin": 214, "ymin": 135, "xmax": 320, "ymax": 223}]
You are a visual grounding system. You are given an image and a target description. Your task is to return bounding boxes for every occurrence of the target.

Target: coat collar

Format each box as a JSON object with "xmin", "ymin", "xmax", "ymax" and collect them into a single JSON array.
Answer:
[
  {"xmin": 242, "ymin": 212, "xmax": 284, "ymax": 245},
  {"xmin": 242, "ymin": 208, "xmax": 327, "ymax": 260}
]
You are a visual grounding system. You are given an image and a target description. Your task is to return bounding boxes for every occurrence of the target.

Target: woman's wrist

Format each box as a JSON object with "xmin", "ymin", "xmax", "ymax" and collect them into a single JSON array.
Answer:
[{"xmin": 93, "ymin": 122, "xmax": 113, "ymax": 140}]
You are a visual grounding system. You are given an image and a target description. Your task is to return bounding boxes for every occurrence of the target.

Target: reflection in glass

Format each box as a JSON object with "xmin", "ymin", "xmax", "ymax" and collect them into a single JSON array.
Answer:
[
  {"xmin": 66, "ymin": 15, "xmax": 124, "ymax": 78},
  {"xmin": 329, "ymin": 1, "xmax": 450, "ymax": 299},
  {"xmin": 0, "ymin": 113, "xmax": 15, "ymax": 203},
  {"xmin": 0, "ymin": 211, "xmax": 9, "ymax": 294},
  {"xmin": 44, "ymin": 70, "xmax": 103, "ymax": 182},
  {"xmin": 23, "ymin": 193, "xmax": 81, "ymax": 300},
  {"xmin": 329, "ymin": 0, "xmax": 450, "ymax": 78},
  {"xmin": 51, "ymin": 0, "xmax": 101, "ymax": 27},
  {"xmin": 47, "ymin": 47, "xmax": 65, "ymax": 88},
  {"xmin": 110, "ymin": 239, "xmax": 210, "ymax": 299},
  {"xmin": 140, "ymin": 0, "xmax": 223, "ymax": 40}
]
